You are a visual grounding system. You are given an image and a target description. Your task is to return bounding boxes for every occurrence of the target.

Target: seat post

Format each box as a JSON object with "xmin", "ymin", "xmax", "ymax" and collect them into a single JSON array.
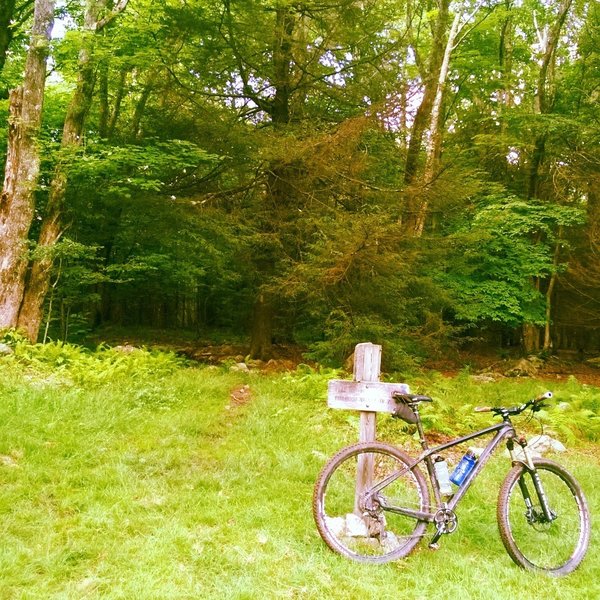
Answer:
[{"xmin": 412, "ymin": 405, "xmax": 429, "ymax": 450}]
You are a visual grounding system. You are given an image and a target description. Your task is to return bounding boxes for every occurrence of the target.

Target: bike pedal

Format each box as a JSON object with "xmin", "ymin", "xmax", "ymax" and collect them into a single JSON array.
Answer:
[{"xmin": 428, "ymin": 543, "xmax": 440, "ymax": 551}]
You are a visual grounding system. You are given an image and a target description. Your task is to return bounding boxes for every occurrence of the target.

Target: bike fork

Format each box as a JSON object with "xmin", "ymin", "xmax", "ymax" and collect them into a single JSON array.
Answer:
[
  {"xmin": 521, "ymin": 470, "xmax": 557, "ymax": 523},
  {"xmin": 514, "ymin": 462, "xmax": 557, "ymax": 525}
]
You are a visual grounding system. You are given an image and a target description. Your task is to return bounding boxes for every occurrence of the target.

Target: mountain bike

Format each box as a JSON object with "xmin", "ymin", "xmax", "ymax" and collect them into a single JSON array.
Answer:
[{"xmin": 312, "ymin": 391, "xmax": 590, "ymax": 576}]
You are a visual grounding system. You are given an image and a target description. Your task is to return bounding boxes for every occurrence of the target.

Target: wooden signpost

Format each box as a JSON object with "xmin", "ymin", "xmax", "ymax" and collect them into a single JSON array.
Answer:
[
  {"xmin": 327, "ymin": 342, "xmax": 411, "ymax": 512},
  {"xmin": 327, "ymin": 342, "xmax": 411, "ymax": 440}
]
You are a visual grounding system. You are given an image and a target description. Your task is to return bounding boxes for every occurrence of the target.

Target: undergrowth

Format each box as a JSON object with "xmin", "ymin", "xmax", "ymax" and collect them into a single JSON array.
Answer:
[{"xmin": 0, "ymin": 335, "xmax": 184, "ymax": 386}]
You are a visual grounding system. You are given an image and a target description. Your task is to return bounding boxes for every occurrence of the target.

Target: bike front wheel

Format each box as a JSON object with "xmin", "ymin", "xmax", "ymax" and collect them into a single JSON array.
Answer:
[
  {"xmin": 313, "ymin": 442, "xmax": 430, "ymax": 564},
  {"xmin": 497, "ymin": 458, "xmax": 590, "ymax": 576}
]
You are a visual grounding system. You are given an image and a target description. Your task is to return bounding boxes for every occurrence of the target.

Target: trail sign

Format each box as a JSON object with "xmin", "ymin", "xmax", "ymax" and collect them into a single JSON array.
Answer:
[
  {"xmin": 326, "ymin": 342, "xmax": 413, "ymax": 440},
  {"xmin": 327, "ymin": 380, "xmax": 411, "ymax": 413}
]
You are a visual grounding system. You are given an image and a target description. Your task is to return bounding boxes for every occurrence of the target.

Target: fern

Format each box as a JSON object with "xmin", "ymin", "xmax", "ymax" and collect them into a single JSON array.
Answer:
[{"xmin": 3, "ymin": 340, "xmax": 184, "ymax": 386}]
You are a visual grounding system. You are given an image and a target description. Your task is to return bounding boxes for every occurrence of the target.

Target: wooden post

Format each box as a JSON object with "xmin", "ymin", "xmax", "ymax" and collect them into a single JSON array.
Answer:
[
  {"xmin": 326, "ymin": 343, "xmax": 411, "ymax": 518},
  {"xmin": 353, "ymin": 342, "xmax": 381, "ymax": 513},
  {"xmin": 353, "ymin": 342, "xmax": 381, "ymax": 442}
]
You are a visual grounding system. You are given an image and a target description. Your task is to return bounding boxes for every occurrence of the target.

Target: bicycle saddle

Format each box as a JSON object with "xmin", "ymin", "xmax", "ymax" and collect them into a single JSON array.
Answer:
[{"xmin": 393, "ymin": 393, "xmax": 433, "ymax": 404}]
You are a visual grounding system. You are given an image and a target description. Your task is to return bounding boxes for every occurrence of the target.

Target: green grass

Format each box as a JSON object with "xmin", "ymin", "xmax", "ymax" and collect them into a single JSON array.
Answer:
[{"xmin": 0, "ymin": 352, "xmax": 599, "ymax": 599}]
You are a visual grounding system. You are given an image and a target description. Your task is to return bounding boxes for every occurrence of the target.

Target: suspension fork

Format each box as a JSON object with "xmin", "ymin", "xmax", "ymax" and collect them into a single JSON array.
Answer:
[{"xmin": 508, "ymin": 437, "xmax": 556, "ymax": 523}]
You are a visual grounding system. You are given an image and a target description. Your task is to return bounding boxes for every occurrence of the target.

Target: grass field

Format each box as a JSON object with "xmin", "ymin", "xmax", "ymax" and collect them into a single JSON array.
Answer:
[{"xmin": 0, "ymin": 347, "xmax": 598, "ymax": 599}]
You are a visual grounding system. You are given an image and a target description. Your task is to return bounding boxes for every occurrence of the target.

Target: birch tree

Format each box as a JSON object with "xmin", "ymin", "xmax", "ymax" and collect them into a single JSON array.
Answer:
[{"xmin": 404, "ymin": 1, "xmax": 491, "ymax": 236}]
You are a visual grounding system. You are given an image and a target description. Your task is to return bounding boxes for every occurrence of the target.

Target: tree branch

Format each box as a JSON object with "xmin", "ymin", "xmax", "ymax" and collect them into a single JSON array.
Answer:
[{"xmin": 95, "ymin": 0, "xmax": 129, "ymax": 32}]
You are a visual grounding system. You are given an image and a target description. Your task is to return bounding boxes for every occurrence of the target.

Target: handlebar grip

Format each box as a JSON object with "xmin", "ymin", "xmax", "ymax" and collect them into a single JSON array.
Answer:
[
  {"xmin": 474, "ymin": 406, "xmax": 492, "ymax": 413},
  {"xmin": 535, "ymin": 391, "xmax": 553, "ymax": 402}
]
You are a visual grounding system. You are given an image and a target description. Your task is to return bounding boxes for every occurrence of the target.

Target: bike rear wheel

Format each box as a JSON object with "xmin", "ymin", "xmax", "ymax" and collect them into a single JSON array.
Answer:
[
  {"xmin": 497, "ymin": 458, "xmax": 590, "ymax": 576},
  {"xmin": 313, "ymin": 442, "xmax": 430, "ymax": 563}
]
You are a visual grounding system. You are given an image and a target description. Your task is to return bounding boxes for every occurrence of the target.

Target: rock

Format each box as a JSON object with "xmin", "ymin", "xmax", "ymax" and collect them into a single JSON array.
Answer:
[
  {"xmin": 507, "ymin": 434, "xmax": 566, "ymax": 460},
  {"xmin": 325, "ymin": 516, "xmax": 346, "ymax": 538},
  {"xmin": 0, "ymin": 454, "xmax": 19, "ymax": 467},
  {"xmin": 245, "ymin": 358, "xmax": 265, "ymax": 369},
  {"xmin": 0, "ymin": 343, "xmax": 14, "ymax": 355},
  {"xmin": 470, "ymin": 374, "xmax": 499, "ymax": 383},
  {"xmin": 528, "ymin": 434, "xmax": 566, "ymax": 454},
  {"xmin": 113, "ymin": 344, "xmax": 139, "ymax": 354},
  {"xmin": 506, "ymin": 356, "xmax": 544, "ymax": 377},
  {"xmin": 468, "ymin": 446, "xmax": 485, "ymax": 459},
  {"xmin": 345, "ymin": 513, "xmax": 368, "ymax": 537},
  {"xmin": 229, "ymin": 362, "xmax": 249, "ymax": 372},
  {"xmin": 264, "ymin": 359, "xmax": 296, "ymax": 372},
  {"xmin": 381, "ymin": 531, "xmax": 401, "ymax": 552}
]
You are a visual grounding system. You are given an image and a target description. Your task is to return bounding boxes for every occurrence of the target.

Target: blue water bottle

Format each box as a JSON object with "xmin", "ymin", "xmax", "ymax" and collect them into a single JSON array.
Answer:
[{"xmin": 450, "ymin": 450, "xmax": 477, "ymax": 486}]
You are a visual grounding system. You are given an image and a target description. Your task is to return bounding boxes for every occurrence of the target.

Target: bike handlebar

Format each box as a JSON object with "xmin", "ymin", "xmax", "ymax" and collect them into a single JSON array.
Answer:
[{"xmin": 474, "ymin": 391, "xmax": 553, "ymax": 415}]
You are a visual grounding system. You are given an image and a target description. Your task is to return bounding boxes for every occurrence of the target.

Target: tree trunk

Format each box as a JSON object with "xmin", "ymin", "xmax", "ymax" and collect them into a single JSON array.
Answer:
[
  {"xmin": 17, "ymin": 0, "xmax": 129, "ymax": 340},
  {"xmin": 245, "ymin": 5, "xmax": 295, "ymax": 359},
  {"xmin": 249, "ymin": 292, "xmax": 274, "ymax": 361},
  {"xmin": 496, "ymin": 0, "xmax": 514, "ymax": 183},
  {"xmin": 0, "ymin": 0, "xmax": 54, "ymax": 330},
  {"xmin": 16, "ymin": 46, "xmax": 96, "ymax": 339},
  {"xmin": 16, "ymin": 170, "xmax": 68, "ymax": 339},
  {"xmin": 98, "ymin": 60, "xmax": 110, "ymax": 138},
  {"xmin": 404, "ymin": 0, "xmax": 449, "ymax": 186},
  {"xmin": 0, "ymin": 0, "xmax": 18, "ymax": 76},
  {"xmin": 131, "ymin": 71, "xmax": 158, "ymax": 141},
  {"xmin": 412, "ymin": 11, "xmax": 462, "ymax": 236},
  {"xmin": 528, "ymin": 0, "xmax": 573, "ymax": 199},
  {"xmin": 527, "ymin": 135, "xmax": 547, "ymax": 200},
  {"xmin": 543, "ymin": 235, "xmax": 562, "ymax": 351},
  {"xmin": 499, "ymin": 0, "xmax": 514, "ymax": 113},
  {"xmin": 107, "ymin": 68, "xmax": 128, "ymax": 138},
  {"xmin": 403, "ymin": 94, "xmax": 434, "ymax": 185},
  {"xmin": 523, "ymin": 0, "xmax": 573, "ymax": 350},
  {"xmin": 402, "ymin": 0, "xmax": 449, "ymax": 233},
  {"xmin": 522, "ymin": 323, "xmax": 540, "ymax": 354},
  {"xmin": 543, "ymin": 222, "xmax": 565, "ymax": 352}
]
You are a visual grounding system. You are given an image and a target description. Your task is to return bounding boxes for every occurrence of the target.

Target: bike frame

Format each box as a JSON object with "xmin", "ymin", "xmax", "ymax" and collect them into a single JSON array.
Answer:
[
  {"xmin": 415, "ymin": 421, "xmax": 514, "ymax": 517},
  {"xmin": 370, "ymin": 406, "xmax": 523, "ymax": 523}
]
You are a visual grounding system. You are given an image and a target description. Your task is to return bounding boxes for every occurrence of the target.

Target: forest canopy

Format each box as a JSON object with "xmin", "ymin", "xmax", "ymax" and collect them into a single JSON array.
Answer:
[{"xmin": 0, "ymin": 0, "xmax": 599, "ymax": 367}]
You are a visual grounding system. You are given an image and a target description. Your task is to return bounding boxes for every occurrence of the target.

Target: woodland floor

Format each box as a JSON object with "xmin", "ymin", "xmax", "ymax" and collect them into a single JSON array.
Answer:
[
  {"xmin": 425, "ymin": 351, "xmax": 600, "ymax": 386},
  {"xmin": 87, "ymin": 328, "xmax": 600, "ymax": 386}
]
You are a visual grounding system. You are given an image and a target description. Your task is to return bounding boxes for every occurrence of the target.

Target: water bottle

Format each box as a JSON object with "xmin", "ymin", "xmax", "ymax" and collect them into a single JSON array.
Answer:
[
  {"xmin": 450, "ymin": 450, "xmax": 477, "ymax": 486},
  {"xmin": 434, "ymin": 456, "xmax": 453, "ymax": 496}
]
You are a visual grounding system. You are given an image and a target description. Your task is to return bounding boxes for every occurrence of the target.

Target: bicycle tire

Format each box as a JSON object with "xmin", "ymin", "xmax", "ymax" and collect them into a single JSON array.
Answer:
[
  {"xmin": 313, "ymin": 442, "xmax": 430, "ymax": 563},
  {"xmin": 497, "ymin": 458, "xmax": 590, "ymax": 576}
]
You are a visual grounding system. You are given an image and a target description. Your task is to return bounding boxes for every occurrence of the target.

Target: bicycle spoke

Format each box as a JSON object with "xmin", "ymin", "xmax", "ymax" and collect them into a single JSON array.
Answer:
[
  {"xmin": 498, "ymin": 460, "xmax": 590, "ymax": 575},
  {"xmin": 313, "ymin": 443, "xmax": 430, "ymax": 563}
]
